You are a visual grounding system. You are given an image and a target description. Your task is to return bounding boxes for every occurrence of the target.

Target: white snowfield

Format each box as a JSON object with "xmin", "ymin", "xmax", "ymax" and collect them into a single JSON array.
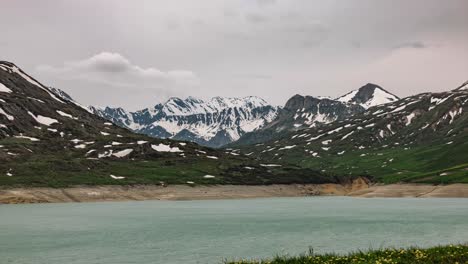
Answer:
[
  {"xmin": 28, "ymin": 112, "xmax": 58, "ymax": 126},
  {"xmin": 151, "ymin": 143, "xmax": 183, "ymax": 153}
]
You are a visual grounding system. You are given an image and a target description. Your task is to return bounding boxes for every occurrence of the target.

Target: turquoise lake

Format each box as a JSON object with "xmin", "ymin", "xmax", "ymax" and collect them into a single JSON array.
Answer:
[{"xmin": 1, "ymin": 197, "xmax": 467, "ymax": 264}]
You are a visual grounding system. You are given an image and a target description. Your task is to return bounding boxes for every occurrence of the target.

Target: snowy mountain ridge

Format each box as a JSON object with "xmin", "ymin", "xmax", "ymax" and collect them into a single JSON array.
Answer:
[{"xmin": 90, "ymin": 96, "xmax": 279, "ymax": 147}]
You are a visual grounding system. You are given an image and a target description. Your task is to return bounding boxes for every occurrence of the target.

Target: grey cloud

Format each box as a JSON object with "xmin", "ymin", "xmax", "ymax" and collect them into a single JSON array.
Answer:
[
  {"xmin": 394, "ymin": 41, "xmax": 427, "ymax": 50},
  {"xmin": 37, "ymin": 52, "xmax": 197, "ymax": 81},
  {"xmin": 35, "ymin": 52, "xmax": 199, "ymax": 109},
  {"xmin": 245, "ymin": 13, "xmax": 269, "ymax": 24}
]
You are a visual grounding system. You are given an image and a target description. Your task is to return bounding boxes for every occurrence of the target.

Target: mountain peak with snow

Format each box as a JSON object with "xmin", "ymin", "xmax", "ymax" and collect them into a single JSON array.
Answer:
[{"xmin": 336, "ymin": 83, "xmax": 399, "ymax": 109}]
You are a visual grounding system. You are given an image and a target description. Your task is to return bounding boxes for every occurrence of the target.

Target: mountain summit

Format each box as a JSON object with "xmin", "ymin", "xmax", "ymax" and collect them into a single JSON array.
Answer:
[{"xmin": 336, "ymin": 83, "xmax": 399, "ymax": 109}]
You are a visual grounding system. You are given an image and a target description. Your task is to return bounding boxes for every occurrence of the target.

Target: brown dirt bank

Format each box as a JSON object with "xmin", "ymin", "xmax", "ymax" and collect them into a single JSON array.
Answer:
[{"xmin": 1, "ymin": 180, "xmax": 467, "ymax": 204}]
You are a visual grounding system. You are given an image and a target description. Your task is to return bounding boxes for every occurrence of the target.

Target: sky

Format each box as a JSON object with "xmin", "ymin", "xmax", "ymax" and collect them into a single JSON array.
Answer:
[{"xmin": 1, "ymin": 0, "xmax": 467, "ymax": 110}]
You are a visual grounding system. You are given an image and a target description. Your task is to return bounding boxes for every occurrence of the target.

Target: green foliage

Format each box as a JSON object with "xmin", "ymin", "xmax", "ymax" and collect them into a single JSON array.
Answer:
[{"xmin": 226, "ymin": 244, "xmax": 468, "ymax": 264}]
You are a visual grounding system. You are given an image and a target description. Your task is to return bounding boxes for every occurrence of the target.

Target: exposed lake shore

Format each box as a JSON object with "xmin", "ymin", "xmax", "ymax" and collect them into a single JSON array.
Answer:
[{"xmin": 1, "ymin": 177, "xmax": 468, "ymax": 204}]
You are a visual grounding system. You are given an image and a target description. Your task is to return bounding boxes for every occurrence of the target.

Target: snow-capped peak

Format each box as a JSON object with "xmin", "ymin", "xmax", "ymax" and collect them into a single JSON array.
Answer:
[
  {"xmin": 154, "ymin": 96, "xmax": 269, "ymax": 117},
  {"xmin": 336, "ymin": 83, "xmax": 399, "ymax": 109}
]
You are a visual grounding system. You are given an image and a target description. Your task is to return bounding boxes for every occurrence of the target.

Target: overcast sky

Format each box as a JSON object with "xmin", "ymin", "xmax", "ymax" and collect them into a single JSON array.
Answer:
[{"xmin": 1, "ymin": 0, "xmax": 467, "ymax": 110}]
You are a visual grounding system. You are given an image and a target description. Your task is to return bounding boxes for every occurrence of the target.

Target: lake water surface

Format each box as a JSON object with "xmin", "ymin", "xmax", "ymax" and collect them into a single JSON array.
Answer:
[{"xmin": 1, "ymin": 197, "xmax": 467, "ymax": 264}]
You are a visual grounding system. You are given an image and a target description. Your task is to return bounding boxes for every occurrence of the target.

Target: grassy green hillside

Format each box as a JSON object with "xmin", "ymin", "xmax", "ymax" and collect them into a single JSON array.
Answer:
[
  {"xmin": 238, "ymin": 129, "xmax": 468, "ymax": 185},
  {"xmin": 0, "ymin": 134, "xmax": 338, "ymax": 188}
]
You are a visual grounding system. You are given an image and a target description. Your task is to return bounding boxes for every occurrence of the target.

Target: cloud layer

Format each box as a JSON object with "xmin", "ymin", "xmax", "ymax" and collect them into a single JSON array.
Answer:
[
  {"xmin": 37, "ymin": 52, "xmax": 197, "ymax": 84},
  {"xmin": 36, "ymin": 52, "xmax": 199, "ymax": 108},
  {"xmin": 1, "ymin": 0, "xmax": 467, "ymax": 109}
]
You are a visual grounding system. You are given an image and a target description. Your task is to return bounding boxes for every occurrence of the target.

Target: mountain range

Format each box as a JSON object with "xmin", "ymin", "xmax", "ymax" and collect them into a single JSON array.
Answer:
[
  {"xmin": 2, "ymin": 59, "xmax": 465, "ymax": 187},
  {"xmin": 89, "ymin": 96, "xmax": 279, "ymax": 148},
  {"xmin": 231, "ymin": 83, "xmax": 399, "ymax": 146},
  {"xmin": 237, "ymin": 81, "xmax": 468, "ymax": 184},
  {"xmin": 90, "ymin": 83, "xmax": 399, "ymax": 147},
  {"xmin": 0, "ymin": 61, "xmax": 329, "ymax": 187}
]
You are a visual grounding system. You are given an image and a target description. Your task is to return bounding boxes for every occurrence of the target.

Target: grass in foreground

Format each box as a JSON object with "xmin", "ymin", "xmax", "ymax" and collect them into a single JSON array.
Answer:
[{"xmin": 226, "ymin": 245, "xmax": 468, "ymax": 264}]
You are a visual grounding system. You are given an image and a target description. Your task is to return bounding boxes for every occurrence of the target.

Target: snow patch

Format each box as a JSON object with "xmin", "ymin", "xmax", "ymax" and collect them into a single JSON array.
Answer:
[
  {"xmin": 406, "ymin": 113, "xmax": 416, "ymax": 126},
  {"xmin": 151, "ymin": 143, "xmax": 182, "ymax": 152},
  {"xmin": 260, "ymin": 164, "xmax": 282, "ymax": 167},
  {"xmin": 341, "ymin": 131, "xmax": 354, "ymax": 140},
  {"xmin": 279, "ymin": 145, "xmax": 296, "ymax": 150},
  {"xmin": 113, "ymin": 149, "xmax": 133, "ymax": 157},
  {"xmin": 28, "ymin": 112, "xmax": 58, "ymax": 126},
  {"xmin": 0, "ymin": 82, "xmax": 12, "ymax": 93},
  {"xmin": 56, "ymin": 110, "xmax": 77, "ymax": 119},
  {"xmin": 15, "ymin": 135, "xmax": 40, "ymax": 141}
]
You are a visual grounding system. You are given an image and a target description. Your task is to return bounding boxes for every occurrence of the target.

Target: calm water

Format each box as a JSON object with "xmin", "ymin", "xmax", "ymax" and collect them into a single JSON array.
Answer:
[{"xmin": 1, "ymin": 197, "xmax": 468, "ymax": 264}]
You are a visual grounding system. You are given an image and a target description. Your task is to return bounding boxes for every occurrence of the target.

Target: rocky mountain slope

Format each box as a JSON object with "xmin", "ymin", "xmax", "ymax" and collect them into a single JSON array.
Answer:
[
  {"xmin": 90, "ymin": 96, "xmax": 279, "ymax": 148},
  {"xmin": 232, "ymin": 83, "xmax": 398, "ymax": 146},
  {"xmin": 0, "ymin": 61, "xmax": 332, "ymax": 187},
  {"xmin": 238, "ymin": 81, "xmax": 468, "ymax": 184}
]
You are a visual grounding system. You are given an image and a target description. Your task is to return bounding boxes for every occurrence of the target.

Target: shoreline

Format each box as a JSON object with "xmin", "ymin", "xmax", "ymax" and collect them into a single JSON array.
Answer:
[{"xmin": 1, "ymin": 180, "xmax": 468, "ymax": 204}]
